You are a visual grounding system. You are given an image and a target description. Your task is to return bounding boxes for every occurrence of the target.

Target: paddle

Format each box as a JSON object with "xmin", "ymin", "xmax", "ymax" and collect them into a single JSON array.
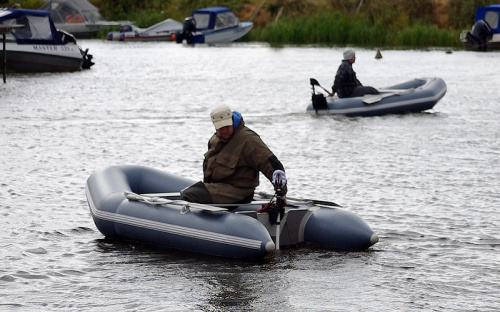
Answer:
[
  {"xmin": 140, "ymin": 191, "xmax": 341, "ymax": 208},
  {"xmin": 141, "ymin": 192, "xmax": 181, "ymax": 198},
  {"xmin": 363, "ymin": 92, "xmax": 396, "ymax": 104},
  {"xmin": 310, "ymin": 78, "xmax": 331, "ymax": 94},
  {"xmin": 124, "ymin": 191, "xmax": 227, "ymax": 213},
  {"xmin": 139, "ymin": 192, "xmax": 268, "ymax": 206},
  {"xmin": 363, "ymin": 88, "xmax": 415, "ymax": 104},
  {"xmin": 257, "ymin": 192, "xmax": 342, "ymax": 207},
  {"xmin": 378, "ymin": 88, "xmax": 414, "ymax": 94}
]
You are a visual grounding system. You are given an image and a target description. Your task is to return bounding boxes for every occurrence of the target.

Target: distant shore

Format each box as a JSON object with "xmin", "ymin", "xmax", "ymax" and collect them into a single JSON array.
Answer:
[
  {"xmin": 245, "ymin": 13, "xmax": 462, "ymax": 49},
  {"xmin": 15, "ymin": 0, "xmax": 479, "ymax": 48},
  {"xmin": 93, "ymin": 0, "xmax": 476, "ymax": 49}
]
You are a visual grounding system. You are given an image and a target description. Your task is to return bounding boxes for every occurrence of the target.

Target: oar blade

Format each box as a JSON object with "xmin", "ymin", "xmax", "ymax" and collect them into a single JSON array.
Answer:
[{"xmin": 362, "ymin": 94, "xmax": 384, "ymax": 104}]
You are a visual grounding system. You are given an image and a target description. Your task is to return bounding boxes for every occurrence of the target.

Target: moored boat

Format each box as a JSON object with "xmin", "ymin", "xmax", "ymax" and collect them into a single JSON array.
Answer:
[
  {"xmin": 39, "ymin": 0, "xmax": 120, "ymax": 39},
  {"xmin": 175, "ymin": 6, "xmax": 253, "ymax": 44},
  {"xmin": 0, "ymin": 8, "xmax": 94, "ymax": 72},
  {"xmin": 85, "ymin": 165, "xmax": 378, "ymax": 259},
  {"xmin": 460, "ymin": 5, "xmax": 500, "ymax": 51},
  {"xmin": 307, "ymin": 77, "xmax": 447, "ymax": 117},
  {"xmin": 106, "ymin": 19, "xmax": 182, "ymax": 41}
]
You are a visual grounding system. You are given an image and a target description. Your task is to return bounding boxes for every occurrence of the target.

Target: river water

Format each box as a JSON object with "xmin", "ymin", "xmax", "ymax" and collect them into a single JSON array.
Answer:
[{"xmin": 1, "ymin": 41, "xmax": 499, "ymax": 311}]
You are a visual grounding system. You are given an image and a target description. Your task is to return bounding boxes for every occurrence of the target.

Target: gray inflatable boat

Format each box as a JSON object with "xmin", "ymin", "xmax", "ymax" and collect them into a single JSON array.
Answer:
[
  {"xmin": 308, "ymin": 77, "xmax": 447, "ymax": 117},
  {"xmin": 85, "ymin": 165, "xmax": 379, "ymax": 259}
]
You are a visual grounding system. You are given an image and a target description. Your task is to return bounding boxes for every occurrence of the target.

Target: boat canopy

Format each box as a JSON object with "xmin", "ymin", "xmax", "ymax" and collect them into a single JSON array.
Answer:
[
  {"xmin": 141, "ymin": 18, "xmax": 182, "ymax": 35},
  {"xmin": 39, "ymin": 0, "xmax": 105, "ymax": 24},
  {"xmin": 0, "ymin": 8, "xmax": 63, "ymax": 44},
  {"xmin": 475, "ymin": 5, "xmax": 500, "ymax": 34},
  {"xmin": 191, "ymin": 7, "xmax": 239, "ymax": 31}
]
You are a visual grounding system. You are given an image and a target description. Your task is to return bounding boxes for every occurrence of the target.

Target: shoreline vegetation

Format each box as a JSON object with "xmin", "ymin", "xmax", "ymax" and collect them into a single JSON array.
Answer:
[{"xmin": 8, "ymin": 0, "xmax": 498, "ymax": 49}]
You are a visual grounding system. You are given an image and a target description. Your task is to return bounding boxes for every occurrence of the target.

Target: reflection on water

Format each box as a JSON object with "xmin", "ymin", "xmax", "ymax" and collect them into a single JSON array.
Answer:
[{"xmin": 1, "ymin": 41, "xmax": 499, "ymax": 311}]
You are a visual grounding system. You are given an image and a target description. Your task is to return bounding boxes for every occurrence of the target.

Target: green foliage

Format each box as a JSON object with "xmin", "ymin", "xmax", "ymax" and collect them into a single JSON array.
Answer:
[
  {"xmin": 6, "ymin": 0, "xmax": 482, "ymax": 48},
  {"xmin": 133, "ymin": 10, "xmax": 169, "ymax": 28},
  {"xmin": 248, "ymin": 12, "xmax": 462, "ymax": 48},
  {"xmin": 5, "ymin": 0, "xmax": 45, "ymax": 8},
  {"xmin": 388, "ymin": 23, "xmax": 461, "ymax": 48},
  {"xmin": 91, "ymin": 0, "xmax": 246, "ymax": 24}
]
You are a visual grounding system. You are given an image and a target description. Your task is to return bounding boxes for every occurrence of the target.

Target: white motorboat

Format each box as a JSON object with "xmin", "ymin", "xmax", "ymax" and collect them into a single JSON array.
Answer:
[
  {"xmin": 175, "ymin": 6, "xmax": 253, "ymax": 44},
  {"xmin": 0, "ymin": 8, "xmax": 94, "ymax": 73}
]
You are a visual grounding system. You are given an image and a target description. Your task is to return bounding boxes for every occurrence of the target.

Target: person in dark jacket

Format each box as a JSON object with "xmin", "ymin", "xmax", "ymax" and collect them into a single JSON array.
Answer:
[
  {"xmin": 181, "ymin": 105, "xmax": 287, "ymax": 204},
  {"xmin": 331, "ymin": 49, "xmax": 379, "ymax": 98}
]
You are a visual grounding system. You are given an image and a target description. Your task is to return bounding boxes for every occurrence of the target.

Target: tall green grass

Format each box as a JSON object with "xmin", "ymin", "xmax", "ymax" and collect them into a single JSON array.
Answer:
[
  {"xmin": 247, "ymin": 13, "xmax": 462, "ymax": 48},
  {"xmin": 9, "ymin": 0, "xmax": 463, "ymax": 48}
]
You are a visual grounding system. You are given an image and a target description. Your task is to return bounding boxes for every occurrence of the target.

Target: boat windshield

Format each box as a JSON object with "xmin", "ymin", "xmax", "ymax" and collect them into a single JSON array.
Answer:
[
  {"xmin": 485, "ymin": 10, "xmax": 499, "ymax": 29},
  {"xmin": 193, "ymin": 13, "xmax": 210, "ymax": 29},
  {"xmin": 9, "ymin": 15, "xmax": 54, "ymax": 41},
  {"xmin": 193, "ymin": 11, "xmax": 239, "ymax": 30},
  {"xmin": 214, "ymin": 12, "xmax": 239, "ymax": 30},
  {"xmin": 44, "ymin": 2, "xmax": 104, "ymax": 24}
]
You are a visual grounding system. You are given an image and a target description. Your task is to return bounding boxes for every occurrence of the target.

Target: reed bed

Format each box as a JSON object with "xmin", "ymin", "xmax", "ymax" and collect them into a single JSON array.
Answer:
[
  {"xmin": 9, "ymin": 0, "xmax": 464, "ymax": 48},
  {"xmin": 247, "ymin": 13, "xmax": 462, "ymax": 48}
]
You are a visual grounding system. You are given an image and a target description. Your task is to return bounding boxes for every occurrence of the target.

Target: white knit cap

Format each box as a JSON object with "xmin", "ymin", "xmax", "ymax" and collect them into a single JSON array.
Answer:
[
  {"xmin": 210, "ymin": 105, "xmax": 233, "ymax": 129},
  {"xmin": 343, "ymin": 49, "xmax": 355, "ymax": 60}
]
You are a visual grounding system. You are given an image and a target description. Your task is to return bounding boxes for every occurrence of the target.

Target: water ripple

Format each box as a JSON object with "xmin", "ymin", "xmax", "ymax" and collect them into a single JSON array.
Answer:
[{"xmin": 1, "ymin": 42, "xmax": 499, "ymax": 311}]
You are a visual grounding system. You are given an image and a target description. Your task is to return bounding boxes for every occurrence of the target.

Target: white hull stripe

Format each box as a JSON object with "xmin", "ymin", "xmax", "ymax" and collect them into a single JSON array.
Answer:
[{"xmin": 86, "ymin": 189, "xmax": 263, "ymax": 250}]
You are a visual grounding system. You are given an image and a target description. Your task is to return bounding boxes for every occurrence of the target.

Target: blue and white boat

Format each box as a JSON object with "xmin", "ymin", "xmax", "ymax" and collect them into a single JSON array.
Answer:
[
  {"xmin": 85, "ymin": 165, "xmax": 378, "ymax": 259},
  {"xmin": 307, "ymin": 77, "xmax": 447, "ymax": 117},
  {"xmin": 175, "ymin": 6, "xmax": 253, "ymax": 44},
  {"xmin": 461, "ymin": 5, "xmax": 500, "ymax": 51},
  {"xmin": 0, "ymin": 8, "xmax": 94, "ymax": 72}
]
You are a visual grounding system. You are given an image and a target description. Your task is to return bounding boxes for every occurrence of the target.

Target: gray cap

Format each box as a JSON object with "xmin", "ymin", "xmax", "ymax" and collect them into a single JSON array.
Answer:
[{"xmin": 343, "ymin": 49, "xmax": 355, "ymax": 60}]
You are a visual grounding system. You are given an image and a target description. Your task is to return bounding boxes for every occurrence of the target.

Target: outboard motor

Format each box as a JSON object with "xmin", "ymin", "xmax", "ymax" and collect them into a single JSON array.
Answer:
[
  {"xmin": 175, "ymin": 16, "xmax": 196, "ymax": 44},
  {"xmin": 466, "ymin": 19, "xmax": 492, "ymax": 51},
  {"xmin": 312, "ymin": 93, "xmax": 328, "ymax": 113},
  {"xmin": 81, "ymin": 48, "xmax": 94, "ymax": 69},
  {"xmin": 310, "ymin": 78, "xmax": 328, "ymax": 113}
]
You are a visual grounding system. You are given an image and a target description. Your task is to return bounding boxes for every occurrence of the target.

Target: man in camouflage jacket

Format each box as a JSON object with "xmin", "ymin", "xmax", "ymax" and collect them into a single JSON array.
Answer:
[{"xmin": 181, "ymin": 105, "xmax": 287, "ymax": 204}]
